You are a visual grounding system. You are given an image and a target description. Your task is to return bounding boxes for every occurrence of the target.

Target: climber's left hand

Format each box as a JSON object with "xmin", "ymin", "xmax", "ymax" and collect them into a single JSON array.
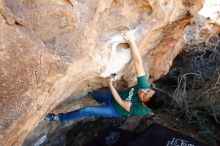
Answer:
[{"xmin": 106, "ymin": 78, "xmax": 113, "ymax": 86}]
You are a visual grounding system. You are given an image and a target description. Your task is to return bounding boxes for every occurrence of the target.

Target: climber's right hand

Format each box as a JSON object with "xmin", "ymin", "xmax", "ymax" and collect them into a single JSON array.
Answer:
[{"xmin": 122, "ymin": 31, "xmax": 135, "ymax": 43}]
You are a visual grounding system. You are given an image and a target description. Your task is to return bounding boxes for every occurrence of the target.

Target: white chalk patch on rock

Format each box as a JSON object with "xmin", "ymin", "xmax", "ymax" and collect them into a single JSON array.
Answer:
[{"xmin": 100, "ymin": 34, "xmax": 132, "ymax": 78}]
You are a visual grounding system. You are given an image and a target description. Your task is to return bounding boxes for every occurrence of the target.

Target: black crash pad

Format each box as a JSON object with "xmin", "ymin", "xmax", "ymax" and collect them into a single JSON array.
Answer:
[
  {"xmin": 85, "ymin": 127, "xmax": 137, "ymax": 146},
  {"xmin": 127, "ymin": 123, "xmax": 207, "ymax": 146},
  {"xmin": 85, "ymin": 123, "xmax": 207, "ymax": 146}
]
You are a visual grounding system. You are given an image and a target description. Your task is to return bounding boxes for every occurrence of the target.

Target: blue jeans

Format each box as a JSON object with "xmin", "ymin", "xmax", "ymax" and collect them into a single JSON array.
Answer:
[{"xmin": 58, "ymin": 91, "xmax": 121, "ymax": 122}]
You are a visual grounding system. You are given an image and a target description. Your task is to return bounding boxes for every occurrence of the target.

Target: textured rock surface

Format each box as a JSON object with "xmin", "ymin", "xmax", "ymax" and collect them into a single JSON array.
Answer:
[
  {"xmin": 184, "ymin": 0, "xmax": 220, "ymax": 46},
  {"xmin": 0, "ymin": 0, "xmax": 204, "ymax": 145}
]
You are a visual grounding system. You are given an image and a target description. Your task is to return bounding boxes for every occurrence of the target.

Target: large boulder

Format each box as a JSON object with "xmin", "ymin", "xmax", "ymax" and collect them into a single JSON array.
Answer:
[{"xmin": 0, "ymin": 0, "xmax": 203, "ymax": 145}]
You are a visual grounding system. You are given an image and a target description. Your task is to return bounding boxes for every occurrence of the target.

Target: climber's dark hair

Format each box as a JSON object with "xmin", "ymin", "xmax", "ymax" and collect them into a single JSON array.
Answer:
[{"xmin": 144, "ymin": 92, "xmax": 164, "ymax": 110}]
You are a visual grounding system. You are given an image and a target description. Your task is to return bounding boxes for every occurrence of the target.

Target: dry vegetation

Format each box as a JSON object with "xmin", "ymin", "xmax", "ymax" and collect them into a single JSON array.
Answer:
[{"xmin": 171, "ymin": 35, "xmax": 220, "ymax": 145}]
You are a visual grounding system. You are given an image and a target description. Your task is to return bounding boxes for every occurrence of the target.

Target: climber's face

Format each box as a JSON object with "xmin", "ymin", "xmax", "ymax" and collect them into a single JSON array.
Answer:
[{"xmin": 138, "ymin": 88, "xmax": 155, "ymax": 103}]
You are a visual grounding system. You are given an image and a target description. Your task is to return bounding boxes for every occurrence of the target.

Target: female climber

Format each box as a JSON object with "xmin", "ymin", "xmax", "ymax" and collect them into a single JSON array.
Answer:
[{"xmin": 44, "ymin": 31, "xmax": 156, "ymax": 122}]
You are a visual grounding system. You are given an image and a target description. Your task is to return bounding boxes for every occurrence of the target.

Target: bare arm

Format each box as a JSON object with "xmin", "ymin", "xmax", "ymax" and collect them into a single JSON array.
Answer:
[
  {"xmin": 122, "ymin": 32, "xmax": 145, "ymax": 77},
  {"xmin": 107, "ymin": 78, "xmax": 131, "ymax": 112}
]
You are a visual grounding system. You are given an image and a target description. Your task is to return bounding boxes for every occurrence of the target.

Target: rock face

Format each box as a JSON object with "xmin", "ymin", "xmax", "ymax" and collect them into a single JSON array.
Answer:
[
  {"xmin": 184, "ymin": 0, "xmax": 220, "ymax": 46},
  {"xmin": 0, "ymin": 0, "xmax": 204, "ymax": 145}
]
